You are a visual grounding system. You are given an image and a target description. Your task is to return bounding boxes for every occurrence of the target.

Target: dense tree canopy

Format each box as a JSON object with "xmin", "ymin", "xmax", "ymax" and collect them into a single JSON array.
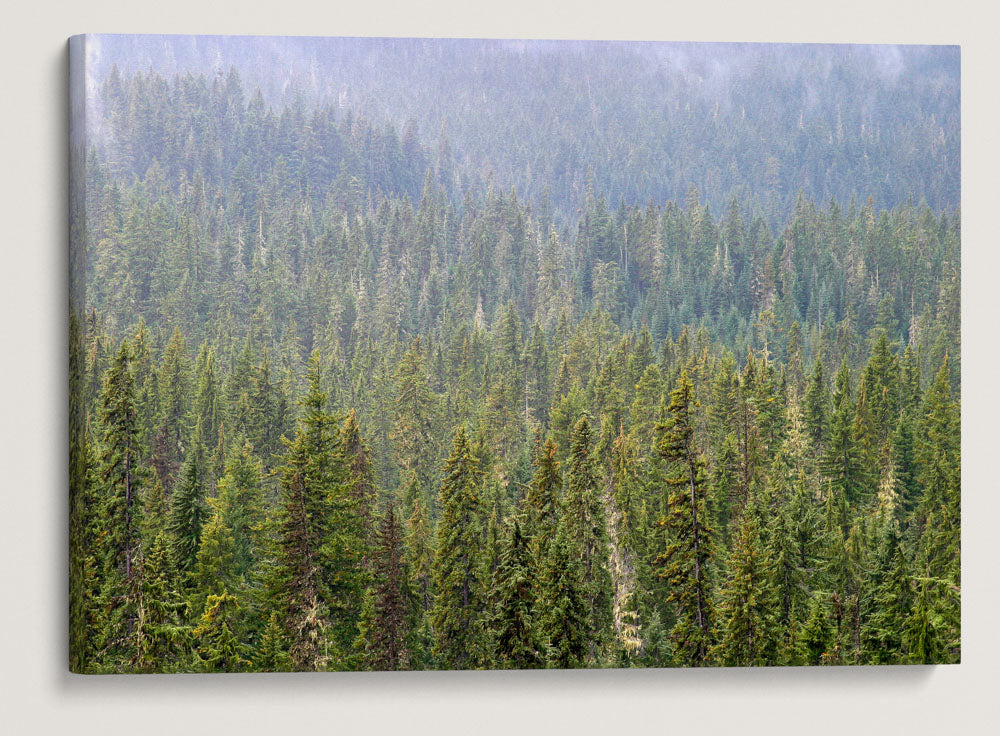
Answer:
[{"xmin": 70, "ymin": 42, "xmax": 960, "ymax": 672}]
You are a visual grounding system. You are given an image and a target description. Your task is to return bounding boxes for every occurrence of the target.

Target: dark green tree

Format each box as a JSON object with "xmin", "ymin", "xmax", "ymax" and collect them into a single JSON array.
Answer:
[
  {"xmin": 655, "ymin": 371, "xmax": 714, "ymax": 666},
  {"xmin": 431, "ymin": 426, "xmax": 485, "ymax": 669}
]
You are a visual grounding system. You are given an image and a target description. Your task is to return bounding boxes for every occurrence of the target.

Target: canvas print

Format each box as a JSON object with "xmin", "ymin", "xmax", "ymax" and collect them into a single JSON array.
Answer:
[{"xmin": 68, "ymin": 36, "xmax": 960, "ymax": 673}]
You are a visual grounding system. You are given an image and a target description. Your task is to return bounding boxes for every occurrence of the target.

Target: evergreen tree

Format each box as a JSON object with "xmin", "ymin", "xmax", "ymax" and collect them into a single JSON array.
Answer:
[
  {"xmin": 821, "ymin": 359, "xmax": 869, "ymax": 503},
  {"xmin": 798, "ymin": 594, "xmax": 832, "ymax": 666},
  {"xmin": 655, "ymin": 371, "xmax": 714, "ymax": 666},
  {"xmin": 404, "ymin": 497, "xmax": 435, "ymax": 669},
  {"xmin": 357, "ymin": 501, "xmax": 412, "ymax": 670},
  {"xmin": 253, "ymin": 612, "xmax": 293, "ymax": 672},
  {"xmin": 431, "ymin": 426, "xmax": 485, "ymax": 669},
  {"xmin": 537, "ymin": 524, "xmax": 589, "ymax": 669},
  {"xmin": 713, "ymin": 498, "xmax": 780, "ymax": 666},
  {"xmin": 563, "ymin": 416, "xmax": 614, "ymax": 662},
  {"xmin": 489, "ymin": 519, "xmax": 544, "ymax": 669},
  {"xmin": 132, "ymin": 532, "xmax": 189, "ymax": 672},
  {"xmin": 153, "ymin": 327, "xmax": 190, "ymax": 488},
  {"xmin": 860, "ymin": 521, "xmax": 912, "ymax": 664},
  {"xmin": 97, "ymin": 341, "xmax": 144, "ymax": 580},
  {"xmin": 270, "ymin": 352, "xmax": 359, "ymax": 671},
  {"xmin": 392, "ymin": 338, "xmax": 438, "ymax": 515},
  {"xmin": 803, "ymin": 358, "xmax": 830, "ymax": 448},
  {"xmin": 167, "ymin": 451, "xmax": 208, "ymax": 577},
  {"xmin": 193, "ymin": 593, "xmax": 250, "ymax": 672}
]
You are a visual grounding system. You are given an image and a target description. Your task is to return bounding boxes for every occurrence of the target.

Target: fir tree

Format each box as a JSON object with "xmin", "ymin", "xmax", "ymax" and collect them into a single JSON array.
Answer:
[
  {"xmin": 193, "ymin": 593, "xmax": 250, "ymax": 672},
  {"xmin": 270, "ymin": 353, "xmax": 347, "ymax": 670},
  {"xmin": 798, "ymin": 594, "xmax": 832, "ymax": 666},
  {"xmin": 431, "ymin": 426, "xmax": 485, "ymax": 669},
  {"xmin": 167, "ymin": 450, "xmax": 208, "ymax": 577},
  {"xmin": 821, "ymin": 359, "xmax": 869, "ymax": 503},
  {"xmin": 537, "ymin": 524, "xmax": 589, "ymax": 669},
  {"xmin": 655, "ymin": 371, "xmax": 714, "ymax": 666},
  {"xmin": 489, "ymin": 519, "xmax": 544, "ymax": 669},
  {"xmin": 713, "ymin": 498, "xmax": 780, "ymax": 666},
  {"xmin": 563, "ymin": 416, "xmax": 614, "ymax": 663},
  {"xmin": 357, "ymin": 501, "xmax": 412, "ymax": 670}
]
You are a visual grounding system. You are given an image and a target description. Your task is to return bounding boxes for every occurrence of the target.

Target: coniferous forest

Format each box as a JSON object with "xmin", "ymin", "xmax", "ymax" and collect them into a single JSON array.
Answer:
[{"xmin": 68, "ymin": 38, "xmax": 960, "ymax": 673}]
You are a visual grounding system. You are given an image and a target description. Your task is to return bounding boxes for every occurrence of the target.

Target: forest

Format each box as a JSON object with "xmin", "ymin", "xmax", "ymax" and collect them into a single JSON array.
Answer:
[{"xmin": 69, "ymin": 42, "xmax": 960, "ymax": 672}]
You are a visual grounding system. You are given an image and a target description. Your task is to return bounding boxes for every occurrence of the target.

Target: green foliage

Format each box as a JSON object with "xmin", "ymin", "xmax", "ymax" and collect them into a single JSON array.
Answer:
[
  {"xmin": 431, "ymin": 427, "xmax": 485, "ymax": 669},
  {"xmin": 563, "ymin": 416, "xmax": 614, "ymax": 662},
  {"xmin": 489, "ymin": 519, "xmax": 544, "ymax": 669},
  {"xmin": 656, "ymin": 372, "xmax": 714, "ymax": 666},
  {"xmin": 537, "ymin": 525, "xmax": 589, "ymax": 669},
  {"xmin": 167, "ymin": 451, "xmax": 208, "ymax": 576},
  {"xmin": 193, "ymin": 593, "xmax": 251, "ymax": 672},
  {"xmin": 712, "ymin": 498, "xmax": 780, "ymax": 666},
  {"xmin": 357, "ymin": 502, "xmax": 413, "ymax": 670},
  {"xmin": 72, "ymin": 50, "xmax": 960, "ymax": 672}
]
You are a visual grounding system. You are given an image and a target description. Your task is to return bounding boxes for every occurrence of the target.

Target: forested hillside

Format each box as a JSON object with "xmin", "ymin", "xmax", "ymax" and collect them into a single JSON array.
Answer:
[
  {"xmin": 69, "ymin": 46, "xmax": 960, "ymax": 673},
  {"xmin": 85, "ymin": 38, "xmax": 960, "ymax": 223}
]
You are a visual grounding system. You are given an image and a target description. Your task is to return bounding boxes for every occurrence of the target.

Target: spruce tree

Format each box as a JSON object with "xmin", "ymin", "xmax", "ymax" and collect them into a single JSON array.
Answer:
[
  {"xmin": 132, "ymin": 532, "xmax": 190, "ymax": 672},
  {"xmin": 860, "ymin": 521, "xmax": 912, "ymax": 664},
  {"xmin": 339, "ymin": 409, "xmax": 378, "ymax": 564},
  {"xmin": 214, "ymin": 440, "xmax": 266, "ymax": 580},
  {"xmin": 270, "ymin": 352, "xmax": 352, "ymax": 670},
  {"xmin": 153, "ymin": 327, "xmax": 190, "ymax": 489},
  {"xmin": 798, "ymin": 594, "xmax": 832, "ymax": 665},
  {"xmin": 803, "ymin": 358, "xmax": 830, "ymax": 448},
  {"xmin": 404, "ymin": 497, "xmax": 435, "ymax": 669},
  {"xmin": 253, "ymin": 612, "xmax": 292, "ymax": 672},
  {"xmin": 524, "ymin": 437, "xmax": 561, "ymax": 566},
  {"xmin": 821, "ymin": 359, "xmax": 868, "ymax": 504},
  {"xmin": 97, "ymin": 340, "xmax": 144, "ymax": 581}
]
